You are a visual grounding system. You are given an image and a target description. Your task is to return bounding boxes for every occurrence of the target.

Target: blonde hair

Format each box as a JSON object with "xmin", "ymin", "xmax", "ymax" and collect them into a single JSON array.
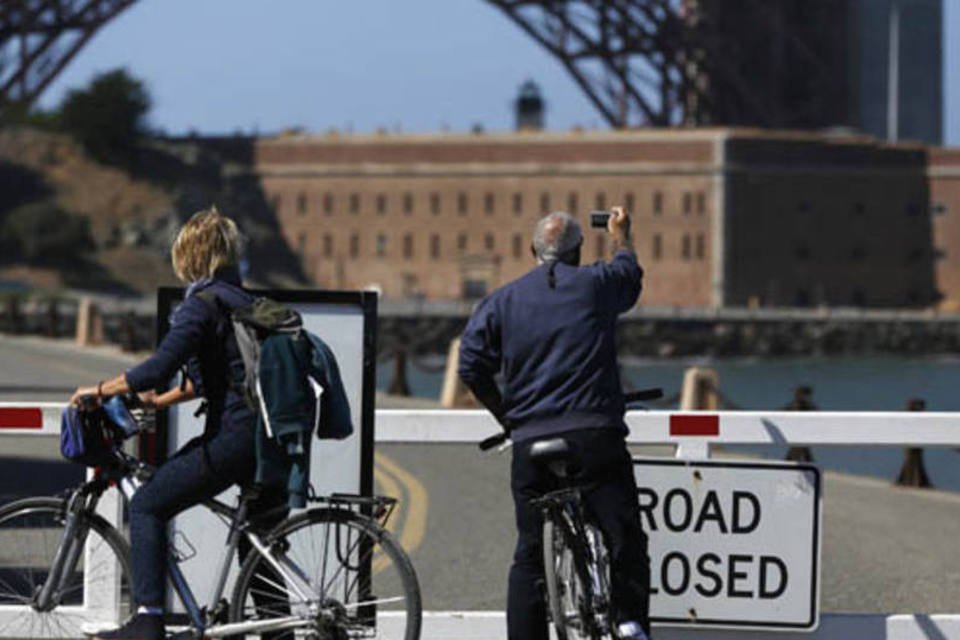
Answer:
[{"xmin": 171, "ymin": 206, "xmax": 242, "ymax": 283}]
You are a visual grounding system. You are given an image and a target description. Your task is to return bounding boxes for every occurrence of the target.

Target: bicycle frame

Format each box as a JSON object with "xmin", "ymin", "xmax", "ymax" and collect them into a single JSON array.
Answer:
[
  {"xmin": 37, "ymin": 462, "xmax": 323, "ymax": 639},
  {"xmin": 536, "ymin": 488, "xmax": 613, "ymax": 638},
  {"xmin": 120, "ymin": 475, "xmax": 322, "ymax": 637}
]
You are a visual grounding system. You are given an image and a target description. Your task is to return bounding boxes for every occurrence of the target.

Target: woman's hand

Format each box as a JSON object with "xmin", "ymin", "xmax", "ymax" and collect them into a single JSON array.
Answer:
[
  {"xmin": 137, "ymin": 390, "xmax": 159, "ymax": 410},
  {"xmin": 70, "ymin": 386, "xmax": 100, "ymax": 408}
]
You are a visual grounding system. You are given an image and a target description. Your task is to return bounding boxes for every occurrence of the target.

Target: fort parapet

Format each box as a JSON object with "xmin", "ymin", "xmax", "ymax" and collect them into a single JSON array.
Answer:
[{"xmin": 255, "ymin": 128, "xmax": 940, "ymax": 309}]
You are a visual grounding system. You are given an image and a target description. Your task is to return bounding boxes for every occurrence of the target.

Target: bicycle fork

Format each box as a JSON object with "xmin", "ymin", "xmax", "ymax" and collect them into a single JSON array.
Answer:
[
  {"xmin": 584, "ymin": 525, "xmax": 611, "ymax": 626},
  {"xmin": 564, "ymin": 505, "xmax": 611, "ymax": 635},
  {"xmin": 34, "ymin": 490, "xmax": 96, "ymax": 612}
]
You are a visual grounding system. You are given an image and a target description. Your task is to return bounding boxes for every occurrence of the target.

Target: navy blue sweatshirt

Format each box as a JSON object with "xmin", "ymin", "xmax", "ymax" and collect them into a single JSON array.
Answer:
[
  {"xmin": 125, "ymin": 268, "xmax": 256, "ymax": 437},
  {"xmin": 458, "ymin": 249, "xmax": 643, "ymax": 443}
]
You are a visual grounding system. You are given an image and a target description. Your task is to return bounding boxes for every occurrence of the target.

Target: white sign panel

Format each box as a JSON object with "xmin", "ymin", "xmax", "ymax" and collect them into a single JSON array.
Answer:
[
  {"xmin": 157, "ymin": 289, "xmax": 375, "ymax": 612},
  {"xmin": 634, "ymin": 458, "xmax": 821, "ymax": 630}
]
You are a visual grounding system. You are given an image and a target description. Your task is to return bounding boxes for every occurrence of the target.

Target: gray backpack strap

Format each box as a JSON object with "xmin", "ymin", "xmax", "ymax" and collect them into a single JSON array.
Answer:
[
  {"xmin": 230, "ymin": 318, "xmax": 262, "ymax": 409},
  {"xmin": 193, "ymin": 290, "xmax": 256, "ymax": 407}
]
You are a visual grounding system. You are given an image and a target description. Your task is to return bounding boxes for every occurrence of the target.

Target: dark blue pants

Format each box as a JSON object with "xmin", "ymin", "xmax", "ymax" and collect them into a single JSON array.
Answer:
[
  {"xmin": 508, "ymin": 428, "xmax": 651, "ymax": 640},
  {"xmin": 129, "ymin": 423, "xmax": 287, "ymax": 607}
]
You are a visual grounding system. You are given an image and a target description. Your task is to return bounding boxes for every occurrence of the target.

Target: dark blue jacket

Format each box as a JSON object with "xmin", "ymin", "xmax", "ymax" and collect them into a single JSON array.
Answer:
[
  {"xmin": 126, "ymin": 269, "xmax": 256, "ymax": 437},
  {"xmin": 458, "ymin": 249, "xmax": 642, "ymax": 443}
]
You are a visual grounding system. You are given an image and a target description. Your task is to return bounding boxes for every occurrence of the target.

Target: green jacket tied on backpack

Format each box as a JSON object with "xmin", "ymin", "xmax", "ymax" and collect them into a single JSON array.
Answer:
[{"xmin": 255, "ymin": 331, "xmax": 353, "ymax": 507}]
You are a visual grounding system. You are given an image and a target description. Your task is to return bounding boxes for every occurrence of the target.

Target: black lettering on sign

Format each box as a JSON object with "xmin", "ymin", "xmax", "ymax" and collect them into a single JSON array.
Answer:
[
  {"xmin": 694, "ymin": 553, "xmax": 723, "ymax": 597},
  {"xmin": 727, "ymin": 554, "xmax": 753, "ymax": 598},
  {"xmin": 693, "ymin": 490, "xmax": 728, "ymax": 534},
  {"xmin": 732, "ymin": 491, "xmax": 761, "ymax": 534},
  {"xmin": 759, "ymin": 556, "xmax": 788, "ymax": 599},
  {"xmin": 661, "ymin": 552, "xmax": 691, "ymax": 596},
  {"xmin": 637, "ymin": 488, "xmax": 658, "ymax": 532},
  {"xmin": 664, "ymin": 488, "xmax": 693, "ymax": 532}
]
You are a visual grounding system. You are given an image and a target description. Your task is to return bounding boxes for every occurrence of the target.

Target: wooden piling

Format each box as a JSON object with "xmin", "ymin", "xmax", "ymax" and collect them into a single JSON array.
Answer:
[
  {"xmin": 46, "ymin": 299, "xmax": 60, "ymax": 338},
  {"xmin": 388, "ymin": 348, "xmax": 412, "ymax": 397},
  {"xmin": 895, "ymin": 398, "xmax": 932, "ymax": 488},
  {"xmin": 440, "ymin": 337, "xmax": 477, "ymax": 408},
  {"xmin": 679, "ymin": 367, "xmax": 720, "ymax": 410},
  {"xmin": 75, "ymin": 297, "xmax": 104, "ymax": 346},
  {"xmin": 784, "ymin": 385, "xmax": 817, "ymax": 463}
]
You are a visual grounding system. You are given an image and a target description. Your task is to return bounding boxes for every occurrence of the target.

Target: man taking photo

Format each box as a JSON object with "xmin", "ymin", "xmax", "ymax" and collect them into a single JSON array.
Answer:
[{"xmin": 459, "ymin": 205, "xmax": 651, "ymax": 640}]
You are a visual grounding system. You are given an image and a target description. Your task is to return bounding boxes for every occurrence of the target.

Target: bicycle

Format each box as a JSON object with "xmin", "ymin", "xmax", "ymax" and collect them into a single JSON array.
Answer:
[
  {"xmin": 0, "ymin": 395, "xmax": 422, "ymax": 639},
  {"xmin": 479, "ymin": 388, "xmax": 661, "ymax": 640}
]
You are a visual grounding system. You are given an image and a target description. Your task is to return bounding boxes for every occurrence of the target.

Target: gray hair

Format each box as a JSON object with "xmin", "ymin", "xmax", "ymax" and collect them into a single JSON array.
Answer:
[{"xmin": 532, "ymin": 211, "xmax": 583, "ymax": 263}]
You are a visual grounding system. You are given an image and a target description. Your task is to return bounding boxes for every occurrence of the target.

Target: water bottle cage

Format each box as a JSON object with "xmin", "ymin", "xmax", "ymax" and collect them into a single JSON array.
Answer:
[{"xmin": 170, "ymin": 530, "xmax": 198, "ymax": 563}]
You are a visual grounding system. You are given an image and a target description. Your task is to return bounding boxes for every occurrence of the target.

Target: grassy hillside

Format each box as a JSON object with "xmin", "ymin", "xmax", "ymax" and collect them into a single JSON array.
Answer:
[{"xmin": 0, "ymin": 127, "xmax": 306, "ymax": 296}]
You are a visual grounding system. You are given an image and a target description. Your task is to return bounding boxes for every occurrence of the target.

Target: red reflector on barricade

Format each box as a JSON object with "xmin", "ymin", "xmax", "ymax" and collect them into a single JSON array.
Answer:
[
  {"xmin": 670, "ymin": 414, "xmax": 719, "ymax": 436},
  {"xmin": 0, "ymin": 408, "xmax": 43, "ymax": 429}
]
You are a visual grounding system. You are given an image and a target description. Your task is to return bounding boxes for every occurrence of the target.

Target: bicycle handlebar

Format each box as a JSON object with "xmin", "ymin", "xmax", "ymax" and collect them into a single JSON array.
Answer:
[
  {"xmin": 479, "ymin": 432, "xmax": 509, "ymax": 452},
  {"xmin": 623, "ymin": 388, "xmax": 663, "ymax": 404}
]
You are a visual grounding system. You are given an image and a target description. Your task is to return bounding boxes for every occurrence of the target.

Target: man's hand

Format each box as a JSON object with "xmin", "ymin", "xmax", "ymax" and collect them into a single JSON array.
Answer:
[{"xmin": 607, "ymin": 205, "xmax": 634, "ymax": 253}]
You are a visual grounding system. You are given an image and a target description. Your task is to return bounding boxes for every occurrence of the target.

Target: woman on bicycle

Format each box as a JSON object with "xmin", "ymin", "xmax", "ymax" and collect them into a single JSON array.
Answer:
[{"xmin": 70, "ymin": 207, "xmax": 287, "ymax": 640}]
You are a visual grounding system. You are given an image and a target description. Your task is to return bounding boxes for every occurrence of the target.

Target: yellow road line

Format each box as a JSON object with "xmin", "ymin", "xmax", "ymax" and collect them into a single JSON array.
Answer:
[{"xmin": 374, "ymin": 452, "xmax": 429, "ymax": 557}]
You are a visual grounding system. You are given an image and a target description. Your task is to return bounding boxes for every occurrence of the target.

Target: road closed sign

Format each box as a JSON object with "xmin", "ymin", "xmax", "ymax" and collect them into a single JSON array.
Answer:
[{"xmin": 633, "ymin": 458, "xmax": 821, "ymax": 630}]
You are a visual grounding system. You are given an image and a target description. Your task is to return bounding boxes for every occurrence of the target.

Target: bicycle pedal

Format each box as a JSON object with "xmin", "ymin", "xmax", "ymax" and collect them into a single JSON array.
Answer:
[{"xmin": 166, "ymin": 630, "xmax": 198, "ymax": 640}]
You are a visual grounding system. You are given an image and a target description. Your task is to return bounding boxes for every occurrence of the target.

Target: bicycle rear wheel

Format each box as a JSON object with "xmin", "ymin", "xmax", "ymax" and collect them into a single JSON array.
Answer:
[
  {"xmin": 0, "ymin": 497, "xmax": 133, "ymax": 639},
  {"xmin": 230, "ymin": 507, "xmax": 422, "ymax": 639},
  {"xmin": 543, "ymin": 517, "xmax": 603, "ymax": 640}
]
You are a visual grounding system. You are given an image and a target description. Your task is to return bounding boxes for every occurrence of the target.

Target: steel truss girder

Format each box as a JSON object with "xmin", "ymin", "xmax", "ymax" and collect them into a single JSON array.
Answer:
[
  {"xmin": 0, "ymin": 0, "xmax": 138, "ymax": 107},
  {"xmin": 485, "ymin": 0, "xmax": 697, "ymax": 128}
]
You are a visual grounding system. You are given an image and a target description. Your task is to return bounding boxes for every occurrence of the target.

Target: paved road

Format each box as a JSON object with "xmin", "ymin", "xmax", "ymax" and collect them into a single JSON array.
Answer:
[
  {"xmin": 3, "ymin": 335, "xmax": 960, "ymax": 618},
  {"xmin": 0, "ymin": 335, "xmax": 141, "ymax": 402},
  {"xmin": 381, "ymin": 442, "xmax": 960, "ymax": 615}
]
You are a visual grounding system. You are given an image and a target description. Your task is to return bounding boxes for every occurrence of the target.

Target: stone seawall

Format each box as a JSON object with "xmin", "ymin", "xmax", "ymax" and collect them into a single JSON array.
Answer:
[{"xmin": 2, "ymin": 297, "xmax": 959, "ymax": 358}]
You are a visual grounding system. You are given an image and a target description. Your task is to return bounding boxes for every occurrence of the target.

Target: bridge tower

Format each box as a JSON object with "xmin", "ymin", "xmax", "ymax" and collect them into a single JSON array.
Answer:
[{"xmin": 483, "ymin": 0, "xmax": 877, "ymax": 132}]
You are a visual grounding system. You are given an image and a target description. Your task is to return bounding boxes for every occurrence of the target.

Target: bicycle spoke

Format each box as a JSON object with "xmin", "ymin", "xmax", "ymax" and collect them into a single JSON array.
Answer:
[
  {"xmin": 341, "ymin": 542, "xmax": 378, "ymax": 604},
  {"xmin": 0, "ymin": 500, "xmax": 132, "ymax": 639},
  {"xmin": 317, "ymin": 528, "xmax": 364, "ymax": 598},
  {"xmin": 338, "ymin": 595, "xmax": 405, "ymax": 610},
  {"xmin": 246, "ymin": 574, "xmax": 303, "ymax": 604},
  {"xmin": 230, "ymin": 508, "xmax": 420, "ymax": 639},
  {"xmin": 320, "ymin": 516, "xmax": 331, "ymax": 597}
]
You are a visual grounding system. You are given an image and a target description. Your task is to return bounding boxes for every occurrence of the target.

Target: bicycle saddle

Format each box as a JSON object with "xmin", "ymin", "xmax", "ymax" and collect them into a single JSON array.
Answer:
[
  {"xmin": 530, "ymin": 438, "xmax": 583, "ymax": 480},
  {"xmin": 529, "ymin": 438, "xmax": 572, "ymax": 463}
]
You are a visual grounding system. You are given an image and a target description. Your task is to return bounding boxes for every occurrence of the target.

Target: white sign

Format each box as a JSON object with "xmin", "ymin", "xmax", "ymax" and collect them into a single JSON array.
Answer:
[
  {"xmin": 634, "ymin": 458, "xmax": 821, "ymax": 630},
  {"xmin": 158, "ymin": 289, "xmax": 376, "ymax": 612}
]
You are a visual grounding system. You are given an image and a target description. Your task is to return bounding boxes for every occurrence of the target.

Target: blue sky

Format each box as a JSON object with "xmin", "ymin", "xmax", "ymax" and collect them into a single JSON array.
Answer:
[{"xmin": 37, "ymin": 0, "xmax": 960, "ymax": 144}]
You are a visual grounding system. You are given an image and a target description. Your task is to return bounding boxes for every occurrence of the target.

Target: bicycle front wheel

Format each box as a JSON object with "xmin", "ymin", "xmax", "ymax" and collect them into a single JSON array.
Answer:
[
  {"xmin": 0, "ymin": 496, "xmax": 133, "ymax": 639},
  {"xmin": 543, "ymin": 517, "xmax": 602, "ymax": 640},
  {"xmin": 230, "ymin": 507, "xmax": 422, "ymax": 640}
]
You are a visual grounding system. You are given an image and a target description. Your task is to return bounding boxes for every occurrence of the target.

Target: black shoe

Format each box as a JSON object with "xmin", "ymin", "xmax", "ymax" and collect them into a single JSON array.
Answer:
[{"xmin": 90, "ymin": 613, "xmax": 165, "ymax": 640}]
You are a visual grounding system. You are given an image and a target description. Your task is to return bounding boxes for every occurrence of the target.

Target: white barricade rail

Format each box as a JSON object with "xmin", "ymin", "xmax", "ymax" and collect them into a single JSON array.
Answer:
[
  {"xmin": 377, "ymin": 409, "xmax": 960, "ymax": 640},
  {"xmin": 2, "ymin": 403, "xmax": 960, "ymax": 639},
  {"xmin": 0, "ymin": 402, "xmax": 124, "ymax": 635},
  {"xmin": 377, "ymin": 408, "xmax": 960, "ymax": 449}
]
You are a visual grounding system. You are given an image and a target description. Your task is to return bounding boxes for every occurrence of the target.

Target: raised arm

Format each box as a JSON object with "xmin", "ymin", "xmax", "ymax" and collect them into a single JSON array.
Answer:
[{"xmin": 595, "ymin": 206, "xmax": 643, "ymax": 313}]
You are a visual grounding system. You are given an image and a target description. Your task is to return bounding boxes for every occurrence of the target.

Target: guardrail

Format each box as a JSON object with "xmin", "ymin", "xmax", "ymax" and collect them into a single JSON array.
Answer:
[
  {"xmin": 2, "ymin": 404, "xmax": 959, "ymax": 639},
  {"xmin": 376, "ymin": 409, "xmax": 960, "ymax": 640},
  {"xmin": 0, "ymin": 403, "xmax": 124, "ymax": 636}
]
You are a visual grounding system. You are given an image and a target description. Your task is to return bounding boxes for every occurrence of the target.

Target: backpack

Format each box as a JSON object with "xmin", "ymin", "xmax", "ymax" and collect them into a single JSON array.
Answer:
[{"xmin": 195, "ymin": 291, "xmax": 353, "ymax": 442}]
